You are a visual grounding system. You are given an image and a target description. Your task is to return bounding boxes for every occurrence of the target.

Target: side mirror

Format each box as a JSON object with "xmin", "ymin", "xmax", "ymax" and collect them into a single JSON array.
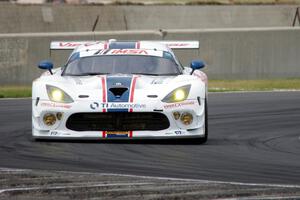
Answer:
[
  {"xmin": 190, "ymin": 60, "xmax": 205, "ymax": 75},
  {"xmin": 38, "ymin": 60, "xmax": 53, "ymax": 75}
]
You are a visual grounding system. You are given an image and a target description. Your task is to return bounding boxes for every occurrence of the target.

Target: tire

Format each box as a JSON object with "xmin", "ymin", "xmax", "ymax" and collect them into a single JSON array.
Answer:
[{"xmin": 198, "ymin": 98, "xmax": 208, "ymax": 144}]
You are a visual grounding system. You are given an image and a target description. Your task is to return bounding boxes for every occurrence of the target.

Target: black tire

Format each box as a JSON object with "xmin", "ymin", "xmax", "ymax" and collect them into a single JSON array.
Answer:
[
  {"xmin": 198, "ymin": 98, "xmax": 208, "ymax": 144},
  {"xmin": 32, "ymin": 137, "xmax": 42, "ymax": 142}
]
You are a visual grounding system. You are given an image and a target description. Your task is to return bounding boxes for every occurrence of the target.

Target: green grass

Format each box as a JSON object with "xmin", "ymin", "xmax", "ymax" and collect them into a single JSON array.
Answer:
[
  {"xmin": 0, "ymin": 86, "xmax": 31, "ymax": 98},
  {"xmin": 1, "ymin": 79, "xmax": 300, "ymax": 98},
  {"xmin": 208, "ymin": 79, "xmax": 300, "ymax": 92},
  {"xmin": 112, "ymin": 0, "xmax": 300, "ymax": 5}
]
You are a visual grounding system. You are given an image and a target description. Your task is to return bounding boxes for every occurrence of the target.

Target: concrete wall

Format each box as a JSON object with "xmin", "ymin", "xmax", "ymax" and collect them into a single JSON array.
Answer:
[
  {"xmin": 165, "ymin": 28, "xmax": 300, "ymax": 79},
  {"xmin": 1, "ymin": 28, "xmax": 300, "ymax": 85},
  {"xmin": 0, "ymin": 4, "xmax": 299, "ymax": 33}
]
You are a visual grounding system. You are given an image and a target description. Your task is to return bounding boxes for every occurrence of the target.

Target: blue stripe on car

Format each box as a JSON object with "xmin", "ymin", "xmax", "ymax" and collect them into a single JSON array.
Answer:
[
  {"xmin": 109, "ymin": 42, "xmax": 136, "ymax": 49},
  {"xmin": 106, "ymin": 76, "xmax": 133, "ymax": 112},
  {"xmin": 106, "ymin": 134, "xmax": 129, "ymax": 138}
]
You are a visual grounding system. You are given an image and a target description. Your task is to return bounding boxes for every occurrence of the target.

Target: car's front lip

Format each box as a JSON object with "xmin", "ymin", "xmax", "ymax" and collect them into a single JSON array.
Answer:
[
  {"xmin": 32, "ymin": 98, "xmax": 205, "ymax": 139},
  {"xmin": 32, "ymin": 128, "xmax": 206, "ymax": 139}
]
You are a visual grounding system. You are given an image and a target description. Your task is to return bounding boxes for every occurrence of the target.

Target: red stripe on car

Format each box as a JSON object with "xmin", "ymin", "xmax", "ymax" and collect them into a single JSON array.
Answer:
[
  {"xmin": 101, "ymin": 76, "xmax": 107, "ymax": 138},
  {"xmin": 103, "ymin": 42, "xmax": 108, "ymax": 49},
  {"xmin": 136, "ymin": 41, "xmax": 140, "ymax": 49},
  {"xmin": 129, "ymin": 76, "xmax": 138, "ymax": 112},
  {"xmin": 128, "ymin": 76, "xmax": 138, "ymax": 138}
]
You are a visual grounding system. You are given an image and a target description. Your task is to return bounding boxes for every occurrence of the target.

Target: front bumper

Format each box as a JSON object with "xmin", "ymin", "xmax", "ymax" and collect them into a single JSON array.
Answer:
[{"xmin": 32, "ymin": 98, "xmax": 206, "ymax": 139}]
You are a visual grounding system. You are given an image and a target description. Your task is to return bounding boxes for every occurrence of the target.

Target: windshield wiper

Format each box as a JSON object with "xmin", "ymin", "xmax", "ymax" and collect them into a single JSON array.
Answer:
[
  {"xmin": 132, "ymin": 73, "xmax": 159, "ymax": 76},
  {"xmin": 133, "ymin": 73, "xmax": 178, "ymax": 76},
  {"xmin": 65, "ymin": 72, "xmax": 110, "ymax": 76}
]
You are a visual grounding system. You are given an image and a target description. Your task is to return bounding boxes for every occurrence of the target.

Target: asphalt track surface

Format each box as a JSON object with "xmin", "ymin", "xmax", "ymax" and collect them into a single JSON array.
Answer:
[{"xmin": 0, "ymin": 92, "xmax": 300, "ymax": 185}]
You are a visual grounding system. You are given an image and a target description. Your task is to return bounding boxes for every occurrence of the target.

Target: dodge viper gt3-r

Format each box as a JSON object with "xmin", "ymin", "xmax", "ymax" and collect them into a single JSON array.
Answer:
[{"xmin": 32, "ymin": 40, "xmax": 208, "ymax": 143}]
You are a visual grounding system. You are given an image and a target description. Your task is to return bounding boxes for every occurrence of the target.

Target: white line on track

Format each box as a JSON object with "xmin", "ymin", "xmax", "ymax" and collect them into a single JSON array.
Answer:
[
  {"xmin": 0, "ymin": 168, "xmax": 29, "ymax": 172},
  {"xmin": 219, "ymin": 196, "xmax": 300, "ymax": 200},
  {"xmin": 36, "ymin": 169, "xmax": 300, "ymax": 189},
  {"xmin": 95, "ymin": 173, "xmax": 300, "ymax": 189},
  {"xmin": 0, "ymin": 182, "xmax": 153, "ymax": 194},
  {"xmin": 9, "ymin": 167, "xmax": 298, "ymax": 189}
]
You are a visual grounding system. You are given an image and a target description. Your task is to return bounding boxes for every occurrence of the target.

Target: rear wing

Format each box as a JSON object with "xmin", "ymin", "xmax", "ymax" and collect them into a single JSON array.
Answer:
[{"xmin": 50, "ymin": 41, "xmax": 199, "ymax": 50}]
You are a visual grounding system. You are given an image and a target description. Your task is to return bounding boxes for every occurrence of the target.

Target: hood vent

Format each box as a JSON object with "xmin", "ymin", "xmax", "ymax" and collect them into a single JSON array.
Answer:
[
  {"xmin": 78, "ymin": 95, "xmax": 89, "ymax": 98},
  {"xmin": 109, "ymin": 87, "xmax": 128, "ymax": 98}
]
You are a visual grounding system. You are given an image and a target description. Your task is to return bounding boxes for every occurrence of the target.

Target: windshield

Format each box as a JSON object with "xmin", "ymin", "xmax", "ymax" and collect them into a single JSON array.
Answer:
[{"xmin": 63, "ymin": 55, "xmax": 181, "ymax": 76}]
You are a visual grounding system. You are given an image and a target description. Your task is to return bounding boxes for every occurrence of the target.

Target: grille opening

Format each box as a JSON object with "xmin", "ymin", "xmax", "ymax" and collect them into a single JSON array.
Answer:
[
  {"xmin": 66, "ymin": 112, "xmax": 170, "ymax": 131},
  {"xmin": 109, "ymin": 87, "xmax": 128, "ymax": 97}
]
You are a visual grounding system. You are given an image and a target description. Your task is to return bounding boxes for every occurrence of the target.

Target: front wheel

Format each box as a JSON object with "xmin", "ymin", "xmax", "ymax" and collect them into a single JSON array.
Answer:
[{"xmin": 197, "ymin": 98, "xmax": 208, "ymax": 144}]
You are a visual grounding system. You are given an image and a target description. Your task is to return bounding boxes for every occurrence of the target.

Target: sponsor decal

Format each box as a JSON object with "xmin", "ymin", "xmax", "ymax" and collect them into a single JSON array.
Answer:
[
  {"xmin": 114, "ymin": 82, "xmax": 123, "ymax": 86},
  {"xmin": 50, "ymin": 131, "xmax": 59, "ymax": 136},
  {"xmin": 163, "ymin": 101, "xmax": 195, "ymax": 109},
  {"xmin": 175, "ymin": 131, "xmax": 183, "ymax": 135},
  {"xmin": 165, "ymin": 131, "xmax": 186, "ymax": 135},
  {"xmin": 50, "ymin": 41, "xmax": 107, "ymax": 50},
  {"xmin": 106, "ymin": 131, "xmax": 130, "ymax": 138},
  {"xmin": 100, "ymin": 103, "xmax": 146, "ymax": 109},
  {"xmin": 151, "ymin": 79, "xmax": 163, "ymax": 84},
  {"xmin": 90, "ymin": 102, "xmax": 99, "ymax": 110},
  {"xmin": 167, "ymin": 43, "xmax": 189, "ymax": 47},
  {"xmin": 160, "ymin": 41, "xmax": 199, "ymax": 49},
  {"xmin": 59, "ymin": 41, "xmax": 102, "ymax": 48},
  {"xmin": 106, "ymin": 131, "xmax": 129, "ymax": 134},
  {"xmin": 110, "ymin": 49, "xmax": 148, "ymax": 55},
  {"xmin": 90, "ymin": 102, "xmax": 145, "ymax": 110},
  {"xmin": 40, "ymin": 102, "xmax": 71, "ymax": 109},
  {"xmin": 106, "ymin": 49, "xmax": 162, "ymax": 57}
]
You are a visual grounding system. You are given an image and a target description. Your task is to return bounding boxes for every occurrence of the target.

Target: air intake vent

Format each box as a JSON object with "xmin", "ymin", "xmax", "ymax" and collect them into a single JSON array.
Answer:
[
  {"xmin": 109, "ymin": 87, "xmax": 128, "ymax": 98},
  {"xmin": 66, "ymin": 112, "xmax": 170, "ymax": 131}
]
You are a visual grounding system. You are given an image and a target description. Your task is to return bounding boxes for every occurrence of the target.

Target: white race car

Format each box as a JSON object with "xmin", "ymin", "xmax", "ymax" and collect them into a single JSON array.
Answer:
[{"xmin": 32, "ymin": 40, "xmax": 208, "ymax": 143}]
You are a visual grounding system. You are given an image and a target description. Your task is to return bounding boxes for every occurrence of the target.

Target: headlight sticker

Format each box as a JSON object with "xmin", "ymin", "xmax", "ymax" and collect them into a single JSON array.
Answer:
[
  {"xmin": 40, "ymin": 102, "xmax": 72, "ymax": 109},
  {"xmin": 163, "ymin": 100, "xmax": 195, "ymax": 109}
]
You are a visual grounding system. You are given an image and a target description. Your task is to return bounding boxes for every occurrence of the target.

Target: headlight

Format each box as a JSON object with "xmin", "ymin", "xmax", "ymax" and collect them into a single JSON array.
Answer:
[
  {"xmin": 46, "ymin": 85, "xmax": 73, "ymax": 103},
  {"xmin": 162, "ymin": 85, "xmax": 191, "ymax": 103},
  {"xmin": 43, "ymin": 113, "xmax": 56, "ymax": 126},
  {"xmin": 180, "ymin": 112, "xmax": 193, "ymax": 125}
]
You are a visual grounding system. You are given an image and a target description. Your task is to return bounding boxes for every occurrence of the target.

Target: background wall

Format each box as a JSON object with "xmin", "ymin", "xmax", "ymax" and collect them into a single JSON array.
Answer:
[
  {"xmin": 0, "ymin": 4, "xmax": 299, "ymax": 33},
  {"xmin": 1, "ymin": 28, "xmax": 300, "ymax": 85}
]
